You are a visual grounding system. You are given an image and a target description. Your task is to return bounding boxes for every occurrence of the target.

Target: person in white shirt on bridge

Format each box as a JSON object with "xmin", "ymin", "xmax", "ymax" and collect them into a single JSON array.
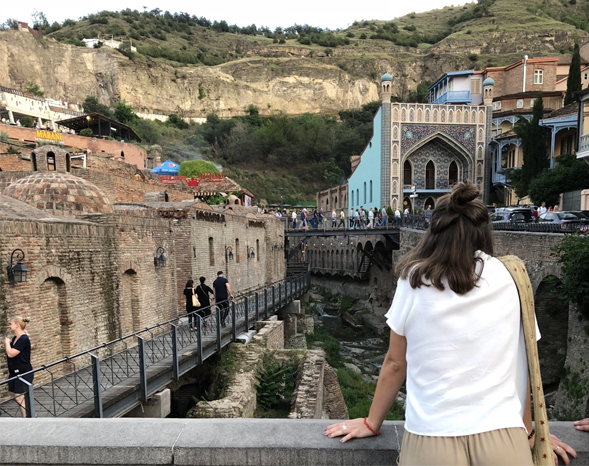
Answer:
[
  {"xmin": 332, "ymin": 209, "xmax": 337, "ymax": 228},
  {"xmin": 291, "ymin": 210, "xmax": 297, "ymax": 229},
  {"xmin": 539, "ymin": 202, "xmax": 547, "ymax": 215},
  {"xmin": 394, "ymin": 208, "xmax": 401, "ymax": 228},
  {"xmin": 368, "ymin": 208, "xmax": 374, "ymax": 229}
]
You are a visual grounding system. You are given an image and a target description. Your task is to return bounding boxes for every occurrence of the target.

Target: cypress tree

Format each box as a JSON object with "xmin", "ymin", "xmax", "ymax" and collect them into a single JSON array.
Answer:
[
  {"xmin": 513, "ymin": 94, "xmax": 549, "ymax": 196},
  {"xmin": 564, "ymin": 43, "xmax": 582, "ymax": 106}
]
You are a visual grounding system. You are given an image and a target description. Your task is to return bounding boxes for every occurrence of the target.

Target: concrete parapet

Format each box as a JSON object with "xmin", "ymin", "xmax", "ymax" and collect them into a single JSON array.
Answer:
[{"xmin": 0, "ymin": 419, "xmax": 586, "ymax": 465}]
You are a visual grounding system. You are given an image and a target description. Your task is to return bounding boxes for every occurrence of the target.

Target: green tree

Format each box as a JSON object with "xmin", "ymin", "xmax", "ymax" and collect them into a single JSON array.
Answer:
[
  {"xmin": 178, "ymin": 160, "xmax": 221, "ymax": 178},
  {"xmin": 25, "ymin": 82, "xmax": 44, "ymax": 97},
  {"xmin": 528, "ymin": 153, "xmax": 589, "ymax": 206},
  {"xmin": 167, "ymin": 114, "xmax": 189, "ymax": 130},
  {"xmin": 550, "ymin": 234, "xmax": 589, "ymax": 321},
  {"xmin": 82, "ymin": 96, "xmax": 112, "ymax": 117},
  {"xmin": 79, "ymin": 128, "xmax": 93, "ymax": 137},
  {"xmin": 564, "ymin": 43, "xmax": 582, "ymax": 106},
  {"xmin": 407, "ymin": 80, "xmax": 432, "ymax": 103},
  {"xmin": 114, "ymin": 101, "xmax": 138, "ymax": 126},
  {"xmin": 513, "ymin": 94, "xmax": 548, "ymax": 197},
  {"xmin": 20, "ymin": 116, "xmax": 34, "ymax": 128},
  {"xmin": 135, "ymin": 119, "xmax": 162, "ymax": 144}
]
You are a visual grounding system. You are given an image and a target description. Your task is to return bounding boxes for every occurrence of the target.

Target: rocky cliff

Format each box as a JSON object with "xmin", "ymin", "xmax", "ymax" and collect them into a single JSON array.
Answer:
[{"xmin": 1, "ymin": 3, "xmax": 587, "ymax": 119}]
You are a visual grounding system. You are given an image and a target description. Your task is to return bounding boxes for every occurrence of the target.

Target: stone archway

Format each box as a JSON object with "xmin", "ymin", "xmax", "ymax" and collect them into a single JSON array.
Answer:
[
  {"xmin": 535, "ymin": 275, "xmax": 569, "ymax": 391},
  {"xmin": 36, "ymin": 277, "xmax": 71, "ymax": 377},
  {"xmin": 122, "ymin": 269, "xmax": 140, "ymax": 333}
]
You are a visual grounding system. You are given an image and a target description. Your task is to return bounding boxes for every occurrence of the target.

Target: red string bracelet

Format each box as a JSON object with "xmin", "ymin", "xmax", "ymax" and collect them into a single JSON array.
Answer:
[{"xmin": 364, "ymin": 417, "xmax": 381, "ymax": 436}]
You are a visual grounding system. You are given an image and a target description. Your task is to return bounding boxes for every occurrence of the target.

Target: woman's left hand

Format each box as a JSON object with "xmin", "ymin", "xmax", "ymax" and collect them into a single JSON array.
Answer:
[
  {"xmin": 550, "ymin": 434, "xmax": 576, "ymax": 466},
  {"xmin": 324, "ymin": 418, "xmax": 377, "ymax": 443}
]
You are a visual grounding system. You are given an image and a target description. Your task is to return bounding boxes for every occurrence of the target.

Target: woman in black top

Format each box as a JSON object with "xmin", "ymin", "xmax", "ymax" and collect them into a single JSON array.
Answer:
[
  {"xmin": 4, "ymin": 316, "xmax": 33, "ymax": 417},
  {"xmin": 183, "ymin": 280, "xmax": 197, "ymax": 330},
  {"xmin": 195, "ymin": 276, "xmax": 214, "ymax": 318}
]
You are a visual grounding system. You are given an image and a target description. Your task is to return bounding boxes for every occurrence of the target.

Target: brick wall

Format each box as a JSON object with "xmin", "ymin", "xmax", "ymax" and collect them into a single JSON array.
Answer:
[
  {"xmin": 0, "ymin": 125, "xmax": 147, "ymax": 169},
  {"xmin": 288, "ymin": 350, "xmax": 325, "ymax": 419},
  {"xmin": 254, "ymin": 319, "xmax": 284, "ymax": 350},
  {"xmin": 0, "ymin": 154, "xmax": 31, "ymax": 171}
]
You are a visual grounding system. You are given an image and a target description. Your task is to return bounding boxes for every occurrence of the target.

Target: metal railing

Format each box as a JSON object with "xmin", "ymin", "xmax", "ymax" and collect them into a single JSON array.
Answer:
[
  {"xmin": 579, "ymin": 134, "xmax": 589, "ymax": 154},
  {"xmin": 282, "ymin": 214, "xmax": 401, "ymax": 232},
  {"xmin": 0, "ymin": 273, "xmax": 311, "ymax": 418}
]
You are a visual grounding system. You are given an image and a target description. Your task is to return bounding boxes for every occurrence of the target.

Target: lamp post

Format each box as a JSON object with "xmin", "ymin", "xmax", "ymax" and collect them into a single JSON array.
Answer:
[
  {"xmin": 7, "ymin": 249, "xmax": 28, "ymax": 283},
  {"xmin": 154, "ymin": 247, "xmax": 167, "ymax": 267}
]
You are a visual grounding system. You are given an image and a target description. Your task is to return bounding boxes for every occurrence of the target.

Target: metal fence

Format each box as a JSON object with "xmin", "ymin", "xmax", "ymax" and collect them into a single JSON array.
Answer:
[
  {"xmin": 402, "ymin": 215, "xmax": 589, "ymax": 234},
  {"xmin": 281, "ymin": 215, "xmax": 401, "ymax": 232},
  {"xmin": 0, "ymin": 273, "xmax": 311, "ymax": 418}
]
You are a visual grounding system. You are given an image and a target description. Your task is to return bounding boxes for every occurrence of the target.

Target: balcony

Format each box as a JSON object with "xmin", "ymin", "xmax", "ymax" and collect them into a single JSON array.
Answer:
[
  {"xmin": 431, "ymin": 90, "xmax": 471, "ymax": 105},
  {"xmin": 493, "ymin": 171, "xmax": 507, "ymax": 185},
  {"xmin": 578, "ymin": 134, "xmax": 589, "ymax": 162}
]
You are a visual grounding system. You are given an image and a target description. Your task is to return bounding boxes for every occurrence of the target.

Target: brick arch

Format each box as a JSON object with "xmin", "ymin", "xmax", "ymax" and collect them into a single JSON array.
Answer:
[
  {"xmin": 122, "ymin": 268, "xmax": 140, "ymax": 333},
  {"xmin": 34, "ymin": 265, "xmax": 71, "ymax": 286}
]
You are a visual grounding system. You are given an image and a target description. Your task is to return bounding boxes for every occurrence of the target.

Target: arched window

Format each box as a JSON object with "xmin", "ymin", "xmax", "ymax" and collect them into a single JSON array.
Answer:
[
  {"xmin": 404, "ymin": 161, "xmax": 412, "ymax": 186},
  {"xmin": 369, "ymin": 180, "xmax": 373, "ymax": 203},
  {"xmin": 47, "ymin": 151, "xmax": 56, "ymax": 171},
  {"xmin": 209, "ymin": 237, "xmax": 215, "ymax": 266},
  {"xmin": 363, "ymin": 182, "xmax": 366, "ymax": 204},
  {"xmin": 356, "ymin": 189, "xmax": 359, "ymax": 206},
  {"xmin": 426, "ymin": 161, "xmax": 435, "ymax": 190},
  {"xmin": 424, "ymin": 196, "xmax": 436, "ymax": 210},
  {"xmin": 449, "ymin": 161, "xmax": 458, "ymax": 186},
  {"xmin": 235, "ymin": 238, "xmax": 240, "ymax": 263},
  {"xmin": 351, "ymin": 190, "xmax": 354, "ymax": 206}
]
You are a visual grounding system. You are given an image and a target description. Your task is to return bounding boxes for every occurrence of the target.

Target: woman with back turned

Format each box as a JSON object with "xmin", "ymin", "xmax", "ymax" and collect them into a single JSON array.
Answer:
[
  {"xmin": 4, "ymin": 316, "xmax": 33, "ymax": 418},
  {"xmin": 324, "ymin": 182, "xmax": 575, "ymax": 465}
]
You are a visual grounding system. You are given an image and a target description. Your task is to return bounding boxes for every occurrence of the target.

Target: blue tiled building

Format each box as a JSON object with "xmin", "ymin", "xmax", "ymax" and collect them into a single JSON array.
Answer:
[{"xmin": 348, "ymin": 74, "xmax": 494, "ymax": 213}]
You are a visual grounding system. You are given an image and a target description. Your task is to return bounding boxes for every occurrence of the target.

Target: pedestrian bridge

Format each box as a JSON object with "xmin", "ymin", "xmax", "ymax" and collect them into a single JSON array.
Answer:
[
  {"xmin": 0, "ymin": 274, "xmax": 310, "ymax": 418},
  {"xmin": 0, "ymin": 418, "xmax": 586, "ymax": 465}
]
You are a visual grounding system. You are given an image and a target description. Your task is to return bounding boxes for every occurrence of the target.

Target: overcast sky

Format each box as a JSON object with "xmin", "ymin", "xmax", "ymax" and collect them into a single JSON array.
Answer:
[{"xmin": 1, "ymin": 0, "xmax": 472, "ymax": 30}]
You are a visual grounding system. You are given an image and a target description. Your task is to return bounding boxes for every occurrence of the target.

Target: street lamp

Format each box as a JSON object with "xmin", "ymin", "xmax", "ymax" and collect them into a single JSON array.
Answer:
[
  {"xmin": 225, "ymin": 246, "xmax": 234, "ymax": 261},
  {"xmin": 7, "ymin": 249, "xmax": 28, "ymax": 283},
  {"xmin": 154, "ymin": 247, "xmax": 167, "ymax": 267}
]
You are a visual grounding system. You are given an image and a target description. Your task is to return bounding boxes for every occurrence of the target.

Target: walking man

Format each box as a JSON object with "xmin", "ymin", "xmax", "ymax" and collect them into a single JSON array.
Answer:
[
  {"xmin": 338, "ymin": 209, "xmax": 346, "ymax": 229},
  {"xmin": 368, "ymin": 208, "xmax": 374, "ymax": 229},
  {"xmin": 213, "ymin": 271, "xmax": 234, "ymax": 327},
  {"xmin": 291, "ymin": 210, "xmax": 297, "ymax": 229},
  {"xmin": 381, "ymin": 206, "xmax": 388, "ymax": 228}
]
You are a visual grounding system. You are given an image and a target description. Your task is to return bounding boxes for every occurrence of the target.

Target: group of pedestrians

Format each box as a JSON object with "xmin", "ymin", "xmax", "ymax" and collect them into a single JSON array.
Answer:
[
  {"xmin": 347, "ymin": 206, "xmax": 391, "ymax": 229},
  {"xmin": 183, "ymin": 271, "xmax": 234, "ymax": 330}
]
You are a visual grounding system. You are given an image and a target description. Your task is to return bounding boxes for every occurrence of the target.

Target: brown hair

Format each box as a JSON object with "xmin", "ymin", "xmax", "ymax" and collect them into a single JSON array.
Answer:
[
  {"xmin": 396, "ymin": 182, "xmax": 493, "ymax": 295},
  {"xmin": 11, "ymin": 316, "xmax": 30, "ymax": 330}
]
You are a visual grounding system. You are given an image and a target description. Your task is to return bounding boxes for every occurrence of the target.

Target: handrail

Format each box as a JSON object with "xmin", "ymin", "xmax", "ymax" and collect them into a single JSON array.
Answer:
[{"xmin": 0, "ymin": 272, "xmax": 311, "ymax": 418}]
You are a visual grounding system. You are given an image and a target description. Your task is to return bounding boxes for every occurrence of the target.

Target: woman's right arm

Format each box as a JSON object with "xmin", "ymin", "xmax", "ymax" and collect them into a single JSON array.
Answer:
[{"xmin": 325, "ymin": 330, "xmax": 407, "ymax": 442}]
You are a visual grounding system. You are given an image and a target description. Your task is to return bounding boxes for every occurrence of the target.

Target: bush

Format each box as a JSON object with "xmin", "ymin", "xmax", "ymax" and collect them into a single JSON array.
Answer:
[
  {"xmin": 20, "ymin": 116, "xmax": 34, "ymax": 128},
  {"xmin": 255, "ymin": 360, "xmax": 298, "ymax": 410},
  {"xmin": 79, "ymin": 128, "xmax": 93, "ymax": 137},
  {"xmin": 178, "ymin": 160, "xmax": 221, "ymax": 178},
  {"xmin": 25, "ymin": 82, "xmax": 44, "ymax": 97},
  {"xmin": 0, "ymin": 131, "xmax": 8, "ymax": 142}
]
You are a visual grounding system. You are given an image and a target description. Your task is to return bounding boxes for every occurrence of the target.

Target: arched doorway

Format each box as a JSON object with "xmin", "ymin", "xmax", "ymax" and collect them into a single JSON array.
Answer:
[
  {"xmin": 424, "ymin": 196, "xmax": 436, "ymax": 211},
  {"xmin": 122, "ymin": 270, "xmax": 140, "ymax": 333},
  {"xmin": 404, "ymin": 160, "xmax": 412, "ymax": 186},
  {"xmin": 38, "ymin": 277, "xmax": 71, "ymax": 376},
  {"xmin": 535, "ymin": 276, "xmax": 568, "ymax": 391}
]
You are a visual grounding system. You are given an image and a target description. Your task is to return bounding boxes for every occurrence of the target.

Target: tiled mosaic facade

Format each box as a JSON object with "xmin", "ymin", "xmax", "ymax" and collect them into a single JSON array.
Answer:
[{"xmin": 389, "ymin": 103, "xmax": 489, "ymax": 210}]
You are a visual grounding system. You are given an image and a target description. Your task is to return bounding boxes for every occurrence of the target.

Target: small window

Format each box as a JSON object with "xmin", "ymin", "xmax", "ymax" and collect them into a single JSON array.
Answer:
[
  {"xmin": 363, "ymin": 182, "xmax": 366, "ymax": 204},
  {"xmin": 516, "ymin": 99, "xmax": 524, "ymax": 109},
  {"xmin": 209, "ymin": 238, "xmax": 214, "ymax": 266},
  {"xmin": 256, "ymin": 239, "xmax": 260, "ymax": 262},
  {"xmin": 426, "ymin": 161, "xmax": 435, "ymax": 190},
  {"xmin": 47, "ymin": 152, "xmax": 56, "ymax": 171},
  {"xmin": 585, "ymin": 73, "xmax": 588, "ymax": 80},
  {"xmin": 471, "ymin": 79, "xmax": 481, "ymax": 95},
  {"xmin": 369, "ymin": 180, "xmax": 373, "ymax": 203},
  {"xmin": 534, "ymin": 69, "xmax": 543, "ymax": 85},
  {"xmin": 449, "ymin": 161, "xmax": 458, "ymax": 186},
  {"xmin": 235, "ymin": 238, "xmax": 240, "ymax": 263}
]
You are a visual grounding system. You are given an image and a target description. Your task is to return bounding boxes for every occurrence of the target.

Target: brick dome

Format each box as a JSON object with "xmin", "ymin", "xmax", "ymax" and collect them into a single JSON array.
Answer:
[{"xmin": 3, "ymin": 172, "xmax": 114, "ymax": 216}]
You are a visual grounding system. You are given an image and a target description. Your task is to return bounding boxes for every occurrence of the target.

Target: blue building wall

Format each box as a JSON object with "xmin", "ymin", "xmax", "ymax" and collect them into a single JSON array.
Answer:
[{"xmin": 348, "ymin": 108, "xmax": 382, "ymax": 211}]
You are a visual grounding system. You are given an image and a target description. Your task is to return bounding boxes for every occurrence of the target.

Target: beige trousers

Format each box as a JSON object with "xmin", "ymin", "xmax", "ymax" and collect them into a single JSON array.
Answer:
[{"xmin": 398, "ymin": 427, "xmax": 533, "ymax": 466}]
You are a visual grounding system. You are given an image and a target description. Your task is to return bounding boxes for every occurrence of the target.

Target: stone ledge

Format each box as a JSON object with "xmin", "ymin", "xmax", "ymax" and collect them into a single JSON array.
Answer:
[{"xmin": 0, "ymin": 419, "xmax": 587, "ymax": 465}]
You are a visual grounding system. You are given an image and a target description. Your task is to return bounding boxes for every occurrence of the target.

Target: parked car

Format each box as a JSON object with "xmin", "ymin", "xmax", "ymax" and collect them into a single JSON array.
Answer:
[
  {"xmin": 537, "ymin": 211, "xmax": 589, "ymax": 230},
  {"xmin": 568, "ymin": 211, "xmax": 589, "ymax": 221},
  {"xmin": 490, "ymin": 209, "xmax": 533, "ymax": 226}
]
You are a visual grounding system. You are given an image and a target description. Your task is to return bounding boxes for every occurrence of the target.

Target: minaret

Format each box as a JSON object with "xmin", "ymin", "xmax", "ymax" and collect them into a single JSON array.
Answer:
[
  {"xmin": 482, "ymin": 77, "xmax": 495, "ymax": 204},
  {"xmin": 380, "ymin": 73, "xmax": 393, "ymax": 208},
  {"xmin": 483, "ymin": 77, "xmax": 495, "ymax": 106}
]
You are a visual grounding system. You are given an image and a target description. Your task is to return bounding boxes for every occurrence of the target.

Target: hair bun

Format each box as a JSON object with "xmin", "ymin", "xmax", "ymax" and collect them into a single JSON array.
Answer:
[
  {"xmin": 450, "ymin": 182, "xmax": 479, "ymax": 208},
  {"xmin": 22, "ymin": 318, "xmax": 30, "ymax": 323}
]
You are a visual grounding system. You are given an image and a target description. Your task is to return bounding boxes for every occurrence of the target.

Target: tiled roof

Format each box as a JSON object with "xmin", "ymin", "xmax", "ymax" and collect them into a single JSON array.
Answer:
[{"xmin": 543, "ymin": 102, "xmax": 578, "ymax": 120}]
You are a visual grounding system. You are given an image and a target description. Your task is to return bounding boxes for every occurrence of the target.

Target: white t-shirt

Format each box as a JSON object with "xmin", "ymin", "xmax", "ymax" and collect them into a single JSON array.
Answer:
[{"xmin": 385, "ymin": 251, "xmax": 539, "ymax": 436}]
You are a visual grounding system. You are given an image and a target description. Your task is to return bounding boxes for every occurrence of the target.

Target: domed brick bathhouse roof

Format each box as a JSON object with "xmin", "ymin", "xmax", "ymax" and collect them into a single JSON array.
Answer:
[{"xmin": 3, "ymin": 172, "xmax": 114, "ymax": 216}]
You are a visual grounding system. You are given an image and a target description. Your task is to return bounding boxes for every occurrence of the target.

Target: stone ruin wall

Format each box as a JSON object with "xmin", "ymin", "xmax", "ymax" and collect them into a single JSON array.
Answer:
[{"xmin": 189, "ymin": 313, "xmax": 348, "ymax": 421}]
